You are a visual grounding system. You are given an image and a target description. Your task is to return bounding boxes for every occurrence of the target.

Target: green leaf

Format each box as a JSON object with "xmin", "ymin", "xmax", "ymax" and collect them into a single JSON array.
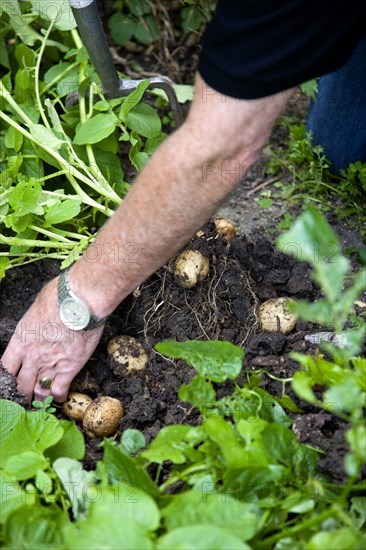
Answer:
[
  {"xmin": 4, "ymin": 126, "xmax": 23, "ymax": 152},
  {"xmin": 28, "ymin": 0, "xmax": 76, "ymax": 31},
  {"xmin": 3, "ymin": 505, "xmax": 69, "ymax": 549},
  {"xmin": 53, "ymin": 458, "xmax": 96, "ymax": 520},
  {"xmin": 65, "ymin": 514, "xmax": 153, "ymax": 550},
  {"xmin": 145, "ymin": 132, "xmax": 167, "ymax": 155},
  {"xmin": 126, "ymin": 103, "xmax": 162, "ymax": 138},
  {"xmin": 30, "ymin": 124, "xmax": 65, "ymax": 150},
  {"xmin": 0, "ymin": 471, "xmax": 35, "ymax": 523},
  {"xmin": 9, "ymin": 178, "xmax": 43, "ymax": 216},
  {"xmin": 120, "ymin": 429, "xmax": 146, "ymax": 455},
  {"xmin": 108, "ymin": 13, "xmax": 136, "ymax": 45},
  {"xmin": 277, "ymin": 207, "xmax": 341, "ymax": 266},
  {"xmin": 134, "ymin": 15, "xmax": 159, "ymax": 44},
  {"xmin": 157, "ymin": 525, "xmax": 250, "ymax": 550},
  {"xmin": 103, "ymin": 440, "xmax": 159, "ymax": 498},
  {"xmin": 179, "ymin": 375, "xmax": 216, "ymax": 409},
  {"xmin": 45, "ymin": 420, "xmax": 85, "ymax": 462},
  {"xmin": 45, "ymin": 199, "xmax": 81, "ymax": 226},
  {"xmin": 73, "ymin": 113, "xmax": 117, "ymax": 145},
  {"xmin": 0, "ymin": 401, "xmax": 64, "ymax": 467},
  {"xmin": 151, "ymin": 84, "xmax": 194, "ymax": 104},
  {"xmin": 141, "ymin": 425, "xmax": 192, "ymax": 464},
  {"xmin": 162, "ymin": 490, "xmax": 259, "ymax": 541},
  {"xmin": 155, "ymin": 340, "xmax": 244, "ymax": 382},
  {"xmin": 120, "ymin": 80, "xmax": 151, "ymax": 121},
  {"xmin": 4, "ymin": 451, "xmax": 48, "ymax": 481}
]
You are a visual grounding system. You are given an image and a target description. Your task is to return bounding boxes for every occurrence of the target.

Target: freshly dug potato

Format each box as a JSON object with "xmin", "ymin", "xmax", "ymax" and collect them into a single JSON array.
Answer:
[
  {"xmin": 258, "ymin": 297, "xmax": 298, "ymax": 335},
  {"xmin": 214, "ymin": 219, "xmax": 236, "ymax": 240},
  {"xmin": 107, "ymin": 335, "xmax": 149, "ymax": 376},
  {"xmin": 82, "ymin": 396, "xmax": 123, "ymax": 438},
  {"xmin": 62, "ymin": 392, "xmax": 93, "ymax": 421},
  {"xmin": 174, "ymin": 250, "xmax": 209, "ymax": 289}
]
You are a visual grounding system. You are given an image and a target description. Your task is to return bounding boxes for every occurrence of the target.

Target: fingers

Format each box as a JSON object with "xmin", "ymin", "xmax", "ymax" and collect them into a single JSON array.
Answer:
[
  {"xmin": 16, "ymin": 362, "xmax": 39, "ymax": 401},
  {"xmin": 1, "ymin": 338, "xmax": 22, "ymax": 377},
  {"xmin": 47, "ymin": 370, "xmax": 73, "ymax": 403}
]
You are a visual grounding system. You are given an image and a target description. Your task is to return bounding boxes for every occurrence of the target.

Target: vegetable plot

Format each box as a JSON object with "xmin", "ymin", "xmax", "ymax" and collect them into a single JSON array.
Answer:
[{"xmin": 1, "ymin": 209, "xmax": 365, "ymax": 549}]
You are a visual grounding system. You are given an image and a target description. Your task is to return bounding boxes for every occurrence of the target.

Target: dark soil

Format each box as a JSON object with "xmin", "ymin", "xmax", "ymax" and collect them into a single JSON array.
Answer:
[{"xmin": 1, "ymin": 219, "xmax": 364, "ymax": 484}]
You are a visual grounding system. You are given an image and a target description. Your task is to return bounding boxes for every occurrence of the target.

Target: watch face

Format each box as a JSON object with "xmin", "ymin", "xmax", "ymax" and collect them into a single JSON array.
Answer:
[{"xmin": 59, "ymin": 297, "xmax": 90, "ymax": 330}]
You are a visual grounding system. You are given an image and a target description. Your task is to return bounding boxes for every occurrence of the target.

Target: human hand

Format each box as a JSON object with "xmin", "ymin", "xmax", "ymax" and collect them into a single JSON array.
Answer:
[{"xmin": 1, "ymin": 277, "xmax": 104, "ymax": 402}]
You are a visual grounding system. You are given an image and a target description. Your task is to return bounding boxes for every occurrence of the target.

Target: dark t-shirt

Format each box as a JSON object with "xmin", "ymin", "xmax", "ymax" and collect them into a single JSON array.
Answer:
[{"xmin": 198, "ymin": 0, "xmax": 366, "ymax": 99}]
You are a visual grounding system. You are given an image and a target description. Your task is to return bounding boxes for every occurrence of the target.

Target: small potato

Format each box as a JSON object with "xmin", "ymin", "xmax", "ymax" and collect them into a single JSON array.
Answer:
[
  {"xmin": 214, "ymin": 219, "xmax": 236, "ymax": 240},
  {"xmin": 82, "ymin": 396, "xmax": 124, "ymax": 438},
  {"xmin": 258, "ymin": 297, "xmax": 298, "ymax": 335},
  {"xmin": 174, "ymin": 250, "xmax": 209, "ymax": 289},
  {"xmin": 62, "ymin": 392, "xmax": 93, "ymax": 421},
  {"xmin": 107, "ymin": 335, "xmax": 149, "ymax": 376}
]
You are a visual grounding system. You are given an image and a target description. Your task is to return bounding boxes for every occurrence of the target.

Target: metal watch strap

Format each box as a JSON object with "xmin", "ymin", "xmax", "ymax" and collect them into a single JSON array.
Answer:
[{"xmin": 58, "ymin": 268, "xmax": 107, "ymax": 330}]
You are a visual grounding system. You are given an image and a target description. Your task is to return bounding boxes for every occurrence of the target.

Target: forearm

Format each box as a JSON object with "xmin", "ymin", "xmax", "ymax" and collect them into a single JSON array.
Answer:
[{"xmin": 70, "ymin": 75, "xmax": 293, "ymax": 317}]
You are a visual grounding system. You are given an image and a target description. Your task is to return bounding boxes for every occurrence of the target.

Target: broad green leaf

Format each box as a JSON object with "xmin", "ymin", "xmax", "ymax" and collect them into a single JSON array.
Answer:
[
  {"xmin": 290, "ymin": 299, "xmax": 333, "ymax": 328},
  {"xmin": 29, "ymin": 0, "xmax": 76, "ymax": 31},
  {"xmin": 9, "ymin": 178, "xmax": 43, "ymax": 216},
  {"xmin": 30, "ymin": 124, "xmax": 65, "ymax": 149},
  {"xmin": 108, "ymin": 13, "xmax": 136, "ymax": 45},
  {"xmin": 44, "ymin": 62, "xmax": 71, "ymax": 85},
  {"xmin": 86, "ymin": 482, "xmax": 160, "ymax": 531},
  {"xmin": 56, "ymin": 66, "xmax": 80, "ymax": 97},
  {"xmin": 157, "ymin": 525, "xmax": 249, "ymax": 550},
  {"xmin": 145, "ymin": 132, "xmax": 167, "ymax": 155},
  {"xmin": 45, "ymin": 199, "xmax": 81, "ymax": 226},
  {"xmin": 45, "ymin": 420, "xmax": 85, "ymax": 462},
  {"xmin": 0, "ymin": 471, "xmax": 35, "ymax": 523},
  {"xmin": 134, "ymin": 15, "xmax": 159, "ymax": 44},
  {"xmin": 162, "ymin": 490, "xmax": 259, "ymax": 540},
  {"xmin": 0, "ymin": 401, "xmax": 64, "ymax": 467},
  {"xmin": 277, "ymin": 207, "xmax": 341, "ymax": 266},
  {"xmin": 53, "ymin": 458, "xmax": 96, "ymax": 520},
  {"xmin": 181, "ymin": 5, "xmax": 206, "ymax": 32},
  {"xmin": 308, "ymin": 528, "xmax": 365, "ymax": 550},
  {"xmin": 311, "ymin": 257, "xmax": 349, "ymax": 304},
  {"xmin": 125, "ymin": 0, "xmax": 151, "ymax": 16},
  {"xmin": 203, "ymin": 417, "xmax": 248, "ymax": 468},
  {"xmin": 4, "ymin": 451, "xmax": 48, "ymax": 481},
  {"xmin": 155, "ymin": 340, "xmax": 244, "ymax": 382},
  {"xmin": 3, "ymin": 505, "xmax": 69, "ymax": 549},
  {"xmin": 65, "ymin": 514, "xmax": 153, "ymax": 550},
  {"xmin": 141, "ymin": 425, "xmax": 192, "ymax": 464},
  {"xmin": 103, "ymin": 439, "xmax": 159, "ymax": 498},
  {"xmin": 120, "ymin": 429, "xmax": 146, "ymax": 455},
  {"xmin": 4, "ymin": 125, "xmax": 23, "ymax": 152},
  {"xmin": 0, "ymin": 38, "xmax": 10, "ymax": 69},
  {"xmin": 350, "ymin": 497, "xmax": 366, "ymax": 529},
  {"xmin": 151, "ymin": 83, "xmax": 194, "ymax": 104},
  {"xmin": 14, "ymin": 43, "xmax": 35, "ymax": 69},
  {"xmin": 300, "ymin": 79, "xmax": 318, "ymax": 101},
  {"xmin": 179, "ymin": 375, "xmax": 216, "ymax": 409},
  {"xmin": 126, "ymin": 103, "xmax": 162, "ymax": 138},
  {"xmin": 73, "ymin": 113, "xmax": 117, "ymax": 145},
  {"xmin": 120, "ymin": 80, "xmax": 151, "ymax": 121}
]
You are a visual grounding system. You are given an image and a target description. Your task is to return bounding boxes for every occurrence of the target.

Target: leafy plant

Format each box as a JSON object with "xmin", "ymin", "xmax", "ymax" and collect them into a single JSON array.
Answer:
[
  {"xmin": 0, "ymin": 2, "xmax": 166, "ymax": 279},
  {"xmin": 32, "ymin": 395, "xmax": 56, "ymax": 414},
  {"xmin": 265, "ymin": 124, "xmax": 366, "ymax": 235}
]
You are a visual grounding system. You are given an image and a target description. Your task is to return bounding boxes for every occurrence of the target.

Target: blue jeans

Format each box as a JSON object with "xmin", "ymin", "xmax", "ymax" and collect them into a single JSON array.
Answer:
[{"xmin": 307, "ymin": 36, "xmax": 366, "ymax": 173}]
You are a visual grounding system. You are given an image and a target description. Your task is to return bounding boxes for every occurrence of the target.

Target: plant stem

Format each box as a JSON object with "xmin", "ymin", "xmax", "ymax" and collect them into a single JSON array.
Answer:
[{"xmin": 40, "ymin": 62, "xmax": 79, "ymax": 96}]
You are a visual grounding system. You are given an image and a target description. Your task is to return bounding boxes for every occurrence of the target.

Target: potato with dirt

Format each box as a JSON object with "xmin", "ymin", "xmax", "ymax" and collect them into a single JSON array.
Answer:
[
  {"xmin": 174, "ymin": 250, "xmax": 209, "ymax": 289},
  {"xmin": 82, "ymin": 396, "xmax": 124, "ymax": 438},
  {"xmin": 214, "ymin": 219, "xmax": 236, "ymax": 240},
  {"xmin": 107, "ymin": 335, "xmax": 149, "ymax": 376},
  {"xmin": 62, "ymin": 392, "xmax": 93, "ymax": 421},
  {"xmin": 258, "ymin": 297, "xmax": 298, "ymax": 334}
]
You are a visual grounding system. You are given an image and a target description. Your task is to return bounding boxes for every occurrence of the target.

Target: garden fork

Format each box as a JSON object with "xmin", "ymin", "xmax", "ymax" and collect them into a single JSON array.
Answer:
[{"xmin": 66, "ymin": 0, "xmax": 183, "ymax": 127}]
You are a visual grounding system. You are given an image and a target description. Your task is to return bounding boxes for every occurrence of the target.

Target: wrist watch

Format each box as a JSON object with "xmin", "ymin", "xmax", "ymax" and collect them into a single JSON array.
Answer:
[{"xmin": 58, "ymin": 268, "xmax": 107, "ymax": 331}]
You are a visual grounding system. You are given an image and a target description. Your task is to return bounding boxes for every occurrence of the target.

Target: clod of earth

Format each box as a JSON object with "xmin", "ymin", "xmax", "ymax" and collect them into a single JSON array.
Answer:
[
  {"xmin": 214, "ymin": 218, "xmax": 236, "ymax": 240},
  {"xmin": 107, "ymin": 335, "xmax": 149, "ymax": 376},
  {"xmin": 82, "ymin": 396, "xmax": 124, "ymax": 438},
  {"xmin": 62, "ymin": 392, "xmax": 93, "ymax": 421},
  {"xmin": 174, "ymin": 250, "xmax": 209, "ymax": 289},
  {"xmin": 258, "ymin": 297, "xmax": 298, "ymax": 335}
]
